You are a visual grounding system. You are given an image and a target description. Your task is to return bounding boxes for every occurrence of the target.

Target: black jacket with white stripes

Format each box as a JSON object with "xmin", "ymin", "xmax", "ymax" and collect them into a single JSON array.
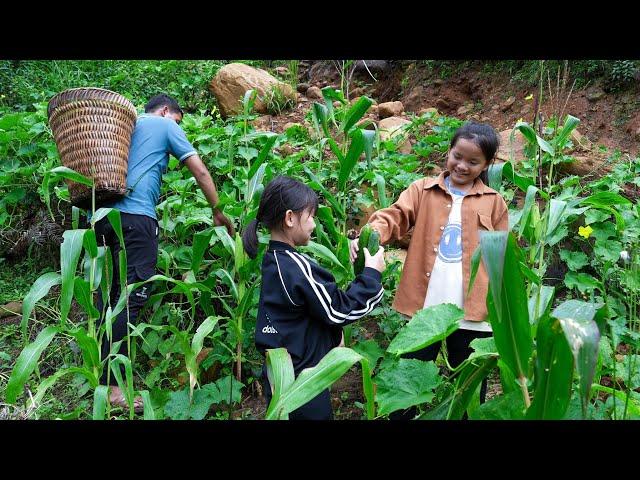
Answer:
[{"xmin": 255, "ymin": 240, "xmax": 384, "ymax": 376}]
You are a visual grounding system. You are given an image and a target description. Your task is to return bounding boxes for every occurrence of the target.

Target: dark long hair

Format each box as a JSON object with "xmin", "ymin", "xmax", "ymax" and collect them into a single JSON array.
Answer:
[
  {"xmin": 450, "ymin": 121, "xmax": 500, "ymax": 185},
  {"xmin": 242, "ymin": 176, "xmax": 319, "ymax": 259}
]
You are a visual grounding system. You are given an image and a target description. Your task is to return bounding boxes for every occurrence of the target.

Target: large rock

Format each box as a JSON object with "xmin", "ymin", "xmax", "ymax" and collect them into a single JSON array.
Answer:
[
  {"xmin": 209, "ymin": 63, "xmax": 296, "ymax": 118},
  {"xmin": 403, "ymin": 85, "xmax": 425, "ymax": 112},
  {"xmin": 0, "ymin": 301, "xmax": 22, "ymax": 318},
  {"xmin": 354, "ymin": 60, "xmax": 390, "ymax": 76},
  {"xmin": 435, "ymin": 98, "xmax": 450, "ymax": 111},
  {"xmin": 587, "ymin": 89, "xmax": 605, "ymax": 102},
  {"xmin": 570, "ymin": 129, "xmax": 591, "ymax": 151},
  {"xmin": 558, "ymin": 154, "xmax": 613, "ymax": 178},
  {"xmin": 305, "ymin": 86, "xmax": 323, "ymax": 100},
  {"xmin": 496, "ymin": 129, "xmax": 527, "ymax": 163},
  {"xmin": 501, "ymin": 96, "xmax": 516, "ymax": 112},
  {"xmin": 378, "ymin": 101, "xmax": 404, "ymax": 119},
  {"xmin": 378, "ymin": 116, "xmax": 412, "ymax": 154},
  {"xmin": 251, "ymin": 115, "xmax": 273, "ymax": 132}
]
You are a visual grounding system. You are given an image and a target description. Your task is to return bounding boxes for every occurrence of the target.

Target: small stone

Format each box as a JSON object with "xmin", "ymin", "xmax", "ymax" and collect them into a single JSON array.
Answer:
[{"xmin": 306, "ymin": 86, "xmax": 323, "ymax": 100}]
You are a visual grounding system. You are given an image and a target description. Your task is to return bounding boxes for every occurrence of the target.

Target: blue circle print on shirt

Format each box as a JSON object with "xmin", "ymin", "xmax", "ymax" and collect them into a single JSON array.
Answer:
[{"xmin": 438, "ymin": 222, "xmax": 462, "ymax": 263}]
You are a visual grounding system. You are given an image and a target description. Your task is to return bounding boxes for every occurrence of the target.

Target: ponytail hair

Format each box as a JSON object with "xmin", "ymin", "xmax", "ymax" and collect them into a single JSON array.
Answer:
[
  {"xmin": 241, "ymin": 176, "xmax": 319, "ymax": 259},
  {"xmin": 242, "ymin": 218, "xmax": 260, "ymax": 259}
]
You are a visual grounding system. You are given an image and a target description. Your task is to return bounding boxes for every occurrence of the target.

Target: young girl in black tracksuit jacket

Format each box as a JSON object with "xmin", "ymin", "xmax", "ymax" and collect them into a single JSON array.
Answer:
[{"xmin": 242, "ymin": 176, "xmax": 386, "ymax": 420}]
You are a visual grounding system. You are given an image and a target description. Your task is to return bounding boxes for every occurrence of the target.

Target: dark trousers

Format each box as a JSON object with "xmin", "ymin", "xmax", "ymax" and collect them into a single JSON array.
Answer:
[
  {"xmin": 94, "ymin": 212, "xmax": 158, "ymax": 386},
  {"xmin": 390, "ymin": 329, "xmax": 492, "ymax": 420},
  {"xmin": 262, "ymin": 374, "xmax": 333, "ymax": 420}
]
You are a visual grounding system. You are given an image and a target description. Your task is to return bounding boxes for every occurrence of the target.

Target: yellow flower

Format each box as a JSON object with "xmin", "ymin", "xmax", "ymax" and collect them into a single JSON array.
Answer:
[
  {"xmin": 578, "ymin": 225, "xmax": 593, "ymax": 239},
  {"xmin": 525, "ymin": 93, "xmax": 534, "ymax": 101}
]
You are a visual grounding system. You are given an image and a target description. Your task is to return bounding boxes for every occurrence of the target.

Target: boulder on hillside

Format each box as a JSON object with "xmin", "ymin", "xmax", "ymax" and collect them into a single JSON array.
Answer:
[
  {"xmin": 209, "ymin": 63, "xmax": 296, "ymax": 118},
  {"xmin": 305, "ymin": 86, "xmax": 323, "ymax": 100},
  {"xmin": 379, "ymin": 116, "xmax": 412, "ymax": 154},
  {"xmin": 496, "ymin": 129, "xmax": 527, "ymax": 163},
  {"xmin": 378, "ymin": 101, "xmax": 404, "ymax": 119}
]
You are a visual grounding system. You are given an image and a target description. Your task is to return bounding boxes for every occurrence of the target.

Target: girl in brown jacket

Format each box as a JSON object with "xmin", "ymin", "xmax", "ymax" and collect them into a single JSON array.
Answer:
[{"xmin": 350, "ymin": 122, "xmax": 508, "ymax": 418}]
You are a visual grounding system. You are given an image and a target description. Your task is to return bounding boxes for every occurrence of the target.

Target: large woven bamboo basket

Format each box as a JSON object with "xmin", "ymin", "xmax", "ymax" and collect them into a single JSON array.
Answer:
[{"xmin": 48, "ymin": 88, "xmax": 138, "ymax": 209}]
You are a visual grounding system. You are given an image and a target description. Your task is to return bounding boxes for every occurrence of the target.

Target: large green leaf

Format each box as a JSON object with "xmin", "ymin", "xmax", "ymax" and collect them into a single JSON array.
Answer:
[
  {"xmin": 242, "ymin": 89, "xmax": 257, "ymax": 116},
  {"xmin": 109, "ymin": 354, "xmax": 135, "ymax": 417},
  {"xmin": 327, "ymin": 137, "xmax": 345, "ymax": 163},
  {"xmin": 387, "ymin": 304, "xmax": 463, "ymax": 356},
  {"xmin": 487, "ymin": 160, "xmax": 535, "ymax": 193},
  {"xmin": 299, "ymin": 241, "xmax": 348, "ymax": 274},
  {"xmin": 248, "ymin": 133, "xmax": 278, "ymax": 179},
  {"xmin": 67, "ymin": 327, "xmax": 101, "ymax": 372},
  {"xmin": 31, "ymin": 367, "xmax": 97, "ymax": 408},
  {"xmin": 559, "ymin": 249, "xmax": 589, "ymax": 271},
  {"xmin": 470, "ymin": 391, "xmax": 526, "ymax": 419},
  {"xmin": 191, "ymin": 229, "xmax": 214, "ymax": 273},
  {"xmin": 340, "ymin": 96, "xmax": 373, "ymax": 133},
  {"xmin": 93, "ymin": 385, "xmax": 109, "ymax": 420},
  {"xmin": 73, "ymin": 277, "xmax": 100, "ymax": 320},
  {"xmin": 265, "ymin": 348, "xmax": 296, "ymax": 419},
  {"xmin": 554, "ymin": 114, "xmax": 580, "ymax": 149},
  {"xmin": 303, "ymin": 166, "xmax": 345, "ymax": 219},
  {"xmin": 528, "ymin": 285, "xmax": 555, "ymax": 325},
  {"xmin": 469, "ymin": 336, "xmax": 498, "ymax": 359},
  {"xmin": 480, "ymin": 231, "xmax": 532, "ymax": 383},
  {"xmin": 518, "ymin": 185, "xmax": 541, "ymax": 239},
  {"xmin": 266, "ymin": 347, "xmax": 363, "ymax": 419},
  {"xmin": 362, "ymin": 129, "xmax": 376, "ymax": 169},
  {"xmin": 545, "ymin": 199, "xmax": 568, "ymax": 241},
  {"xmin": 581, "ymin": 191, "xmax": 631, "ymax": 207},
  {"xmin": 564, "ymin": 271, "xmax": 602, "ymax": 294},
  {"xmin": 321, "ymin": 86, "xmax": 346, "ymax": 120},
  {"xmin": 311, "ymin": 102, "xmax": 330, "ymax": 138},
  {"xmin": 83, "ymin": 246, "xmax": 107, "ymax": 291},
  {"xmin": 375, "ymin": 358, "xmax": 442, "ymax": 417},
  {"xmin": 360, "ymin": 357, "xmax": 376, "ymax": 420},
  {"xmin": 552, "ymin": 300, "xmax": 602, "ymax": 418},
  {"xmin": 165, "ymin": 377, "xmax": 244, "ymax": 420},
  {"xmin": 338, "ymin": 128, "xmax": 365, "ymax": 192},
  {"xmin": 527, "ymin": 314, "xmax": 573, "ymax": 419},
  {"xmin": 467, "ymin": 245, "xmax": 482, "ymax": 297},
  {"xmin": 6, "ymin": 326, "xmax": 60, "ymax": 403},
  {"xmin": 60, "ymin": 229, "xmax": 88, "ymax": 326},
  {"xmin": 186, "ymin": 316, "xmax": 220, "ymax": 396},
  {"xmin": 91, "ymin": 208, "xmax": 124, "ymax": 249},
  {"xmin": 513, "ymin": 121, "xmax": 555, "ymax": 155},
  {"xmin": 139, "ymin": 390, "xmax": 155, "ymax": 420},
  {"xmin": 246, "ymin": 162, "xmax": 267, "ymax": 204},
  {"xmin": 316, "ymin": 205, "xmax": 340, "ymax": 242},
  {"xmin": 21, "ymin": 272, "xmax": 61, "ymax": 339},
  {"xmin": 374, "ymin": 173, "xmax": 390, "ymax": 208},
  {"xmin": 351, "ymin": 339, "xmax": 385, "ymax": 371},
  {"xmin": 49, "ymin": 165, "xmax": 93, "ymax": 186}
]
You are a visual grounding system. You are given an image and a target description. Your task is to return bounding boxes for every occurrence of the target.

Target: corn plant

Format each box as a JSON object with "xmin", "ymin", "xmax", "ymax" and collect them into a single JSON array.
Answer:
[{"xmin": 264, "ymin": 346, "xmax": 374, "ymax": 420}]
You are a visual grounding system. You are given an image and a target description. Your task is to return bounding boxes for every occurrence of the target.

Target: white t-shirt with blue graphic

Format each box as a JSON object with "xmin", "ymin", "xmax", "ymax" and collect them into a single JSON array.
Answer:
[
  {"xmin": 103, "ymin": 114, "xmax": 197, "ymax": 220},
  {"xmin": 423, "ymin": 177, "xmax": 491, "ymax": 332}
]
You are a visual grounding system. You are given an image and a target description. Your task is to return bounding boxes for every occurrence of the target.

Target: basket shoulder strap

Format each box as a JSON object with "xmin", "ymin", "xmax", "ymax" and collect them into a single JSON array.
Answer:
[{"xmin": 126, "ymin": 162, "xmax": 158, "ymax": 195}]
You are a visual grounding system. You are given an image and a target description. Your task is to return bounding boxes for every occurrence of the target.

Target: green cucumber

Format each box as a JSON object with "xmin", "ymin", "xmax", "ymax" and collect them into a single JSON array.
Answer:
[{"xmin": 354, "ymin": 225, "xmax": 381, "ymax": 275}]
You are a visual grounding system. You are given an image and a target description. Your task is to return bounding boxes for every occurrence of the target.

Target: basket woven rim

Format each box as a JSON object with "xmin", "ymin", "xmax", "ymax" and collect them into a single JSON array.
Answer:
[{"xmin": 48, "ymin": 87, "xmax": 137, "ymax": 119}]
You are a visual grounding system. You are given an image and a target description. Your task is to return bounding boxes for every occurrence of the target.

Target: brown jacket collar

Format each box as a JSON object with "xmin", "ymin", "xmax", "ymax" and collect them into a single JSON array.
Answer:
[{"xmin": 424, "ymin": 171, "xmax": 499, "ymax": 196}]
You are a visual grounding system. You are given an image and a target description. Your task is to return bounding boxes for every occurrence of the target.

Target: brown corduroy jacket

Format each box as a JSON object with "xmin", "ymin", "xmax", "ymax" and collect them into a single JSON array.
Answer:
[{"xmin": 367, "ymin": 171, "xmax": 509, "ymax": 321}]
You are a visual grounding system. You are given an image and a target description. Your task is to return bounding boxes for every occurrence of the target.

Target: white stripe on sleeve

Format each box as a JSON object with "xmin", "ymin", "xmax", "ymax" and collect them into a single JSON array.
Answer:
[{"xmin": 286, "ymin": 251, "xmax": 383, "ymax": 324}]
